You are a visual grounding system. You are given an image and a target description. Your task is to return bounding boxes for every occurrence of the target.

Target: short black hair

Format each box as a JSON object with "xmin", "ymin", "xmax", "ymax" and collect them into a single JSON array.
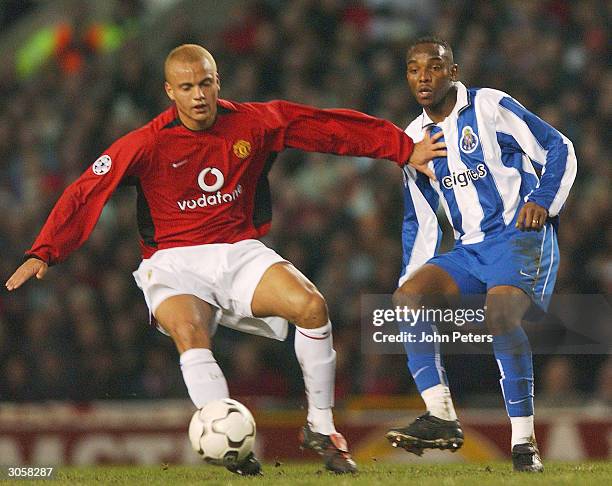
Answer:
[{"xmin": 407, "ymin": 36, "xmax": 453, "ymax": 60}]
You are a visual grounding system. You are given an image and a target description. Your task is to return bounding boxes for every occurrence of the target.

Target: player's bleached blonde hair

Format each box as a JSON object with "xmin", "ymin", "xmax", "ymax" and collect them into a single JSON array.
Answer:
[{"xmin": 164, "ymin": 44, "xmax": 217, "ymax": 80}]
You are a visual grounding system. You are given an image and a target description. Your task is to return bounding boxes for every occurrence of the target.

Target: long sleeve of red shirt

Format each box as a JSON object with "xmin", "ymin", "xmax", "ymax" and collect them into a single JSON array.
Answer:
[
  {"xmin": 26, "ymin": 127, "xmax": 153, "ymax": 265},
  {"xmin": 248, "ymin": 100, "xmax": 415, "ymax": 165}
]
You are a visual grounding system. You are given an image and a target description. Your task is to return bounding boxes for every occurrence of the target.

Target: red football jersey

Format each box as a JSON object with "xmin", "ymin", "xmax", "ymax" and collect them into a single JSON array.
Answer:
[{"xmin": 27, "ymin": 99, "xmax": 415, "ymax": 264}]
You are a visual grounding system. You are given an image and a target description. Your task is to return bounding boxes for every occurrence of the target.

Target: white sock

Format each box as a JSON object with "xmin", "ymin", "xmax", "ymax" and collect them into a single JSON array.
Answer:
[
  {"xmin": 510, "ymin": 416, "xmax": 535, "ymax": 447},
  {"xmin": 294, "ymin": 321, "xmax": 337, "ymax": 435},
  {"xmin": 180, "ymin": 348, "xmax": 229, "ymax": 408},
  {"xmin": 421, "ymin": 384, "xmax": 458, "ymax": 421}
]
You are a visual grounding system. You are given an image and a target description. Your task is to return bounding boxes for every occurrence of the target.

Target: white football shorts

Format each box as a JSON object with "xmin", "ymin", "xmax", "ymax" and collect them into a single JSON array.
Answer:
[{"xmin": 133, "ymin": 239, "xmax": 289, "ymax": 341}]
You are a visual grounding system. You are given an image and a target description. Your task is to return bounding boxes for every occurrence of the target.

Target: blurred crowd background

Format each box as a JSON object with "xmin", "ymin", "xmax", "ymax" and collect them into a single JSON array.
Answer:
[{"xmin": 0, "ymin": 0, "xmax": 609, "ymax": 411}]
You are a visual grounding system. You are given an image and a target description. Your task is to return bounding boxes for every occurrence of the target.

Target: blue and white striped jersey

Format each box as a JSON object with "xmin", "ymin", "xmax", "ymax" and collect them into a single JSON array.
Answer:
[{"xmin": 400, "ymin": 82, "xmax": 577, "ymax": 282}]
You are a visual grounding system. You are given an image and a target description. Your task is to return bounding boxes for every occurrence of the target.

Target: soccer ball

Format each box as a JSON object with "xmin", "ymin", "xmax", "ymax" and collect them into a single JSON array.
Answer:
[{"xmin": 188, "ymin": 398, "xmax": 256, "ymax": 466}]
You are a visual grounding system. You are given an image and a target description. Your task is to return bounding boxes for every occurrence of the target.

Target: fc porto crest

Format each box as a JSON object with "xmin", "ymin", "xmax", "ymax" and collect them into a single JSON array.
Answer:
[
  {"xmin": 233, "ymin": 140, "xmax": 251, "ymax": 159},
  {"xmin": 460, "ymin": 126, "xmax": 479, "ymax": 154}
]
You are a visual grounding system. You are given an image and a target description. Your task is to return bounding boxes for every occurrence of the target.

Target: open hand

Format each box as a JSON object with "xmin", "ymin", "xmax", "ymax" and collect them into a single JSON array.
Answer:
[
  {"xmin": 408, "ymin": 129, "xmax": 446, "ymax": 180},
  {"xmin": 5, "ymin": 258, "xmax": 48, "ymax": 291},
  {"xmin": 516, "ymin": 202, "xmax": 548, "ymax": 232}
]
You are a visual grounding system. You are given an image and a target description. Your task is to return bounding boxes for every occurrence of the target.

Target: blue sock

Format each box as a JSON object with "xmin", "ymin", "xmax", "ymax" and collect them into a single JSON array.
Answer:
[
  {"xmin": 493, "ymin": 327, "xmax": 534, "ymax": 417},
  {"xmin": 402, "ymin": 321, "xmax": 448, "ymax": 393}
]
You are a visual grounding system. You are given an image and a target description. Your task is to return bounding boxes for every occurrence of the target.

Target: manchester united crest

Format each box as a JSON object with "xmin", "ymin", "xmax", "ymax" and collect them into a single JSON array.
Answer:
[{"xmin": 233, "ymin": 140, "xmax": 251, "ymax": 159}]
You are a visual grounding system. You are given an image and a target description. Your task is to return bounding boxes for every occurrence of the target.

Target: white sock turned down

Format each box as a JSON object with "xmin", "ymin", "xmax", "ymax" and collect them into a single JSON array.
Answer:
[
  {"xmin": 421, "ymin": 384, "xmax": 458, "ymax": 421},
  {"xmin": 180, "ymin": 348, "xmax": 229, "ymax": 408},
  {"xmin": 294, "ymin": 321, "xmax": 337, "ymax": 435}
]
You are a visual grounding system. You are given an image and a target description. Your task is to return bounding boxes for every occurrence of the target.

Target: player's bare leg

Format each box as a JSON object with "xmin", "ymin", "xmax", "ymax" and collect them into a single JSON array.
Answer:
[
  {"xmin": 155, "ymin": 295, "xmax": 215, "ymax": 352},
  {"xmin": 486, "ymin": 286, "xmax": 543, "ymax": 472},
  {"xmin": 252, "ymin": 262, "xmax": 356, "ymax": 473},
  {"xmin": 252, "ymin": 262, "xmax": 328, "ymax": 328},
  {"xmin": 394, "ymin": 264, "xmax": 461, "ymax": 304},
  {"xmin": 387, "ymin": 264, "xmax": 464, "ymax": 455},
  {"xmin": 156, "ymin": 295, "xmax": 262, "ymax": 476},
  {"xmin": 485, "ymin": 286, "xmax": 531, "ymax": 336}
]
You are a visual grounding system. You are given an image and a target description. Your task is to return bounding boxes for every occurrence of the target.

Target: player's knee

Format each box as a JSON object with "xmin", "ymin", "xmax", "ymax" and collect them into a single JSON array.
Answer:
[
  {"xmin": 393, "ymin": 285, "xmax": 422, "ymax": 309},
  {"xmin": 164, "ymin": 316, "xmax": 210, "ymax": 350},
  {"xmin": 485, "ymin": 306, "xmax": 521, "ymax": 335},
  {"xmin": 292, "ymin": 290, "xmax": 329, "ymax": 328}
]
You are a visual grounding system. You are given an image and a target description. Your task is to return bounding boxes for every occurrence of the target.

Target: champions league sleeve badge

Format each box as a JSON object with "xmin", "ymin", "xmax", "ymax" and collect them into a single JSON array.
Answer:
[
  {"xmin": 460, "ymin": 126, "xmax": 479, "ymax": 154},
  {"xmin": 92, "ymin": 155, "xmax": 112, "ymax": 175}
]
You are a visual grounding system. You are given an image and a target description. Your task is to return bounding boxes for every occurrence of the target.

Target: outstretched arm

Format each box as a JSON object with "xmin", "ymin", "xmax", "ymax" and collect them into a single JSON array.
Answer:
[
  {"xmin": 5, "ymin": 128, "xmax": 149, "ymax": 289},
  {"xmin": 257, "ymin": 100, "xmax": 445, "ymax": 178}
]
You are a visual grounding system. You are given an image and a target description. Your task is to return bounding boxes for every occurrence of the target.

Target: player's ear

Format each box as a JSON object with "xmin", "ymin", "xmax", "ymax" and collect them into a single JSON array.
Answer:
[
  {"xmin": 450, "ymin": 64, "xmax": 458, "ymax": 82},
  {"xmin": 216, "ymin": 73, "xmax": 221, "ymax": 91},
  {"xmin": 165, "ymin": 81, "xmax": 175, "ymax": 101}
]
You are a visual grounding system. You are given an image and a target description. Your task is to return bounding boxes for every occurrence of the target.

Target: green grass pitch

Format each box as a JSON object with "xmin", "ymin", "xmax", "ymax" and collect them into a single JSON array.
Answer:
[{"xmin": 24, "ymin": 462, "xmax": 612, "ymax": 485}]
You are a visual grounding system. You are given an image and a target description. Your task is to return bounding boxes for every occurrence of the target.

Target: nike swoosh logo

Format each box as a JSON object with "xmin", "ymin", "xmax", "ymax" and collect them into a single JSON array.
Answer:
[
  {"xmin": 171, "ymin": 159, "xmax": 189, "ymax": 168},
  {"xmin": 413, "ymin": 366, "xmax": 429, "ymax": 379},
  {"xmin": 519, "ymin": 270, "xmax": 534, "ymax": 278},
  {"xmin": 508, "ymin": 398, "xmax": 529, "ymax": 405}
]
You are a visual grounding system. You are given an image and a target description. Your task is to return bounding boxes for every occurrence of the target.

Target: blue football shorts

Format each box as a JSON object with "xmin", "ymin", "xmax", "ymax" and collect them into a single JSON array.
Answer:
[{"xmin": 427, "ymin": 222, "xmax": 559, "ymax": 310}]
